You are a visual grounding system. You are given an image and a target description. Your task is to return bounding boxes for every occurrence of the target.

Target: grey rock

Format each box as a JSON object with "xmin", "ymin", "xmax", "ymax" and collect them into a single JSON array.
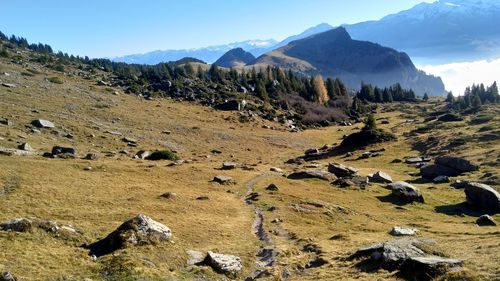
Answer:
[
  {"xmin": 1, "ymin": 83, "xmax": 16, "ymax": 88},
  {"xmin": 287, "ymin": 170, "xmax": 335, "ymax": 181},
  {"xmin": 436, "ymin": 156, "xmax": 478, "ymax": 173},
  {"xmin": 432, "ymin": 175, "xmax": 450, "ymax": 183},
  {"xmin": 160, "ymin": 192, "xmax": 177, "ymax": 199},
  {"xmin": 134, "ymin": 150, "xmax": 150, "ymax": 160},
  {"xmin": 213, "ymin": 175, "xmax": 235, "ymax": 185},
  {"xmin": 390, "ymin": 226, "xmax": 419, "ymax": 236},
  {"xmin": 86, "ymin": 214, "xmax": 172, "ymax": 257},
  {"xmin": 18, "ymin": 143, "xmax": 34, "ymax": 151},
  {"xmin": 222, "ymin": 162, "xmax": 238, "ymax": 170},
  {"xmin": 476, "ymin": 214, "xmax": 496, "ymax": 226},
  {"xmin": 464, "ymin": 182, "xmax": 500, "ymax": 213},
  {"xmin": 122, "ymin": 137, "xmax": 137, "ymax": 144},
  {"xmin": 31, "ymin": 119, "xmax": 55, "ymax": 128},
  {"xmin": 368, "ymin": 171, "xmax": 393, "ymax": 183},
  {"xmin": 328, "ymin": 162, "xmax": 358, "ymax": 178},
  {"xmin": 84, "ymin": 153, "xmax": 99, "ymax": 160},
  {"xmin": 332, "ymin": 176, "xmax": 369, "ymax": 188},
  {"xmin": 270, "ymin": 167, "xmax": 283, "ymax": 173},
  {"xmin": 399, "ymin": 256, "xmax": 463, "ymax": 280},
  {"xmin": 388, "ymin": 181, "xmax": 424, "ymax": 203},
  {"xmin": 0, "ymin": 218, "xmax": 33, "ymax": 232},
  {"xmin": 1, "ymin": 272, "xmax": 17, "ymax": 281},
  {"xmin": 203, "ymin": 251, "xmax": 243, "ymax": 276},
  {"xmin": 305, "ymin": 148, "xmax": 319, "ymax": 155},
  {"xmin": 0, "ymin": 147, "xmax": 37, "ymax": 156},
  {"xmin": 405, "ymin": 157, "xmax": 431, "ymax": 164},
  {"xmin": 0, "ymin": 118, "xmax": 13, "ymax": 126},
  {"xmin": 51, "ymin": 146, "xmax": 76, "ymax": 157}
]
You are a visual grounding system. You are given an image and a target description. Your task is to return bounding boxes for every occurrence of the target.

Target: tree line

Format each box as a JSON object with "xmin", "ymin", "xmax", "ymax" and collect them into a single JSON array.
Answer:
[{"xmin": 446, "ymin": 82, "xmax": 499, "ymax": 110}]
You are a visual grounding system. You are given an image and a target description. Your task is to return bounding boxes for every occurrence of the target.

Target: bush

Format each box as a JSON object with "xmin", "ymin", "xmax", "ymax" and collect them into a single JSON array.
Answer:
[
  {"xmin": 48, "ymin": 76, "xmax": 63, "ymax": 84},
  {"xmin": 470, "ymin": 114, "xmax": 494, "ymax": 125},
  {"xmin": 341, "ymin": 128, "xmax": 396, "ymax": 148},
  {"xmin": 283, "ymin": 94, "xmax": 348, "ymax": 125},
  {"xmin": 146, "ymin": 150, "xmax": 179, "ymax": 161}
]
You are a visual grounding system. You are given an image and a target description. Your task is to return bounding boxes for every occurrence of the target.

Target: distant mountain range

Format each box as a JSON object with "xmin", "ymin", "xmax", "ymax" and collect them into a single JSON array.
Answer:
[
  {"xmin": 113, "ymin": 0, "xmax": 500, "ymax": 65},
  {"xmin": 250, "ymin": 27, "xmax": 445, "ymax": 96}
]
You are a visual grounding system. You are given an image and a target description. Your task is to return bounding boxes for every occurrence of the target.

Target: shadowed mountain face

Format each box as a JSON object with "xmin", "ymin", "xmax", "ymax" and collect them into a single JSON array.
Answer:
[
  {"xmin": 251, "ymin": 27, "xmax": 445, "ymax": 96},
  {"xmin": 213, "ymin": 48, "xmax": 256, "ymax": 68}
]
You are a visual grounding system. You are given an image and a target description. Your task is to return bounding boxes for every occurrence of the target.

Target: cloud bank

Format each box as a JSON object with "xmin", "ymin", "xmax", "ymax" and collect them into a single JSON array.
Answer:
[{"xmin": 419, "ymin": 58, "xmax": 500, "ymax": 96}]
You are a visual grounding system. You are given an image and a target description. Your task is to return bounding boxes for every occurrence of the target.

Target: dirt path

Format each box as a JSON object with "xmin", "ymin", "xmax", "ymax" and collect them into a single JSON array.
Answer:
[{"xmin": 243, "ymin": 172, "xmax": 278, "ymax": 280}]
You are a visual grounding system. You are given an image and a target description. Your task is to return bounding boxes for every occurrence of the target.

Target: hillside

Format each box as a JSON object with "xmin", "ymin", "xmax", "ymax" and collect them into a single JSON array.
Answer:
[
  {"xmin": 251, "ymin": 27, "xmax": 446, "ymax": 96},
  {"xmin": 1, "ymin": 36, "xmax": 499, "ymax": 281},
  {"xmin": 213, "ymin": 48, "xmax": 256, "ymax": 68}
]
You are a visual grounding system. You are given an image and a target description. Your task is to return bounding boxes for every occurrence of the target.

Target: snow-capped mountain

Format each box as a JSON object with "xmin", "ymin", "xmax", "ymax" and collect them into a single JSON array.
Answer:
[
  {"xmin": 113, "ymin": 39, "xmax": 277, "ymax": 65},
  {"xmin": 345, "ymin": 0, "xmax": 500, "ymax": 64}
]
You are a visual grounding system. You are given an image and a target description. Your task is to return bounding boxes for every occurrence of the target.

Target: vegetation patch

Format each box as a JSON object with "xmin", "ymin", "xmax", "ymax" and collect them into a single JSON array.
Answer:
[
  {"xmin": 146, "ymin": 150, "xmax": 179, "ymax": 161},
  {"xmin": 340, "ymin": 115, "xmax": 396, "ymax": 148},
  {"xmin": 48, "ymin": 76, "xmax": 63, "ymax": 84}
]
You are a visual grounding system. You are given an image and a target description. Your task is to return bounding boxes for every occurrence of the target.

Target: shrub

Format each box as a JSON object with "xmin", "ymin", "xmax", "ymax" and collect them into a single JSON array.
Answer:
[
  {"xmin": 146, "ymin": 150, "xmax": 179, "ymax": 161},
  {"xmin": 341, "ymin": 127, "xmax": 396, "ymax": 148},
  {"xmin": 470, "ymin": 114, "xmax": 494, "ymax": 125},
  {"xmin": 48, "ymin": 76, "xmax": 63, "ymax": 84}
]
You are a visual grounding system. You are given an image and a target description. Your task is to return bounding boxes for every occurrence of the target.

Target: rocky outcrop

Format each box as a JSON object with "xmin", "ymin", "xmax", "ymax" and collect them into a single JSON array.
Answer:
[
  {"xmin": 390, "ymin": 226, "xmax": 418, "ymax": 236},
  {"xmin": 464, "ymin": 182, "xmax": 500, "ymax": 214},
  {"xmin": 0, "ymin": 217, "xmax": 80, "ymax": 238},
  {"xmin": 387, "ymin": 182, "xmax": 424, "ymax": 203},
  {"xmin": 86, "ymin": 214, "xmax": 172, "ymax": 257},
  {"xmin": 31, "ymin": 119, "xmax": 55, "ymax": 128},
  {"xmin": 212, "ymin": 175, "xmax": 236, "ymax": 185}
]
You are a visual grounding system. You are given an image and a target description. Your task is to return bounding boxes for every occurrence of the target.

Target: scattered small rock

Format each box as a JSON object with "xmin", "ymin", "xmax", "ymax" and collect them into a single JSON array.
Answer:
[
  {"xmin": 390, "ymin": 226, "xmax": 419, "ymax": 236},
  {"xmin": 51, "ymin": 146, "xmax": 76, "ymax": 157},
  {"xmin": 84, "ymin": 153, "xmax": 99, "ymax": 160},
  {"xmin": 212, "ymin": 175, "xmax": 236, "ymax": 185},
  {"xmin": 328, "ymin": 162, "xmax": 358, "ymax": 178},
  {"xmin": 134, "ymin": 150, "xmax": 150, "ymax": 160},
  {"xmin": 432, "ymin": 175, "xmax": 450, "ymax": 183},
  {"xmin": 17, "ymin": 143, "xmax": 34, "ymax": 151},
  {"xmin": 160, "ymin": 192, "xmax": 177, "ymax": 199},
  {"xmin": 287, "ymin": 170, "xmax": 335, "ymax": 181},
  {"xmin": 368, "ymin": 171, "xmax": 393, "ymax": 183},
  {"xmin": 196, "ymin": 196, "xmax": 210, "ymax": 200},
  {"xmin": 270, "ymin": 167, "xmax": 283, "ymax": 173},
  {"xmin": 203, "ymin": 251, "xmax": 243, "ymax": 276},
  {"xmin": 221, "ymin": 162, "xmax": 238, "ymax": 170},
  {"xmin": 266, "ymin": 184, "xmax": 279, "ymax": 191},
  {"xmin": 0, "ymin": 271, "xmax": 17, "ymax": 281}
]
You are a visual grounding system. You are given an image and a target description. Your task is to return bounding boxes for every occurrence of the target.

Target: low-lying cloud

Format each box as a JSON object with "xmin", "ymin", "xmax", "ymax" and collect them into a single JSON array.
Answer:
[{"xmin": 419, "ymin": 58, "xmax": 500, "ymax": 96}]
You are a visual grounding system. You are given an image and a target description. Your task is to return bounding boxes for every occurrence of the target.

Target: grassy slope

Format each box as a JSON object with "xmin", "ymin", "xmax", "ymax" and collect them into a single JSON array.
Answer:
[{"xmin": 0, "ymin": 52, "xmax": 498, "ymax": 280}]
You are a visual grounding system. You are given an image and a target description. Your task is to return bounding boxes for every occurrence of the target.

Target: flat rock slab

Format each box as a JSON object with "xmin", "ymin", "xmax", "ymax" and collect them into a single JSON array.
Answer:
[
  {"xmin": 31, "ymin": 119, "xmax": 55, "ymax": 128},
  {"xmin": 221, "ymin": 162, "xmax": 238, "ymax": 170},
  {"xmin": 368, "ymin": 171, "xmax": 393, "ymax": 183},
  {"xmin": 328, "ymin": 162, "xmax": 358, "ymax": 178},
  {"xmin": 212, "ymin": 175, "xmax": 236, "ymax": 185},
  {"xmin": 287, "ymin": 170, "xmax": 335, "ymax": 181},
  {"xmin": 187, "ymin": 250, "xmax": 205, "ymax": 266}
]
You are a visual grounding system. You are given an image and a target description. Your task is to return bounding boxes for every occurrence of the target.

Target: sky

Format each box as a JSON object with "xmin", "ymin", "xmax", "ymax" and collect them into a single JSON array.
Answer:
[{"xmin": 0, "ymin": 0, "xmax": 432, "ymax": 58}]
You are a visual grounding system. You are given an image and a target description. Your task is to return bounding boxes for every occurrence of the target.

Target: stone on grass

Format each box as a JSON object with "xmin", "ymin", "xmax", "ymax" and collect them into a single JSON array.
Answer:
[
  {"xmin": 270, "ymin": 167, "xmax": 283, "ymax": 173},
  {"xmin": 203, "ymin": 251, "xmax": 243, "ymax": 276},
  {"xmin": 31, "ymin": 119, "xmax": 55, "ymax": 128},
  {"xmin": 51, "ymin": 146, "xmax": 76, "ymax": 157},
  {"xmin": 287, "ymin": 170, "xmax": 335, "ymax": 181},
  {"xmin": 160, "ymin": 192, "xmax": 177, "ymax": 199},
  {"xmin": 212, "ymin": 175, "xmax": 235, "ymax": 185},
  {"xmin": 266, "ymin": 184, "xmax": 279, "ymax": 191},
  {"xmin": 328, "ymin": 163, "xmax": 358, "ymax": 178},
  {"xmin": 134, "ymin": 150, "xmax": 150, "ymax": 160},
  {"xmin": 18, "ymin": 143, "xmax": 34, "ymax": 151},
  {"xmin": 464, "ymin": 182, "xmax": 500, "ymax": 213},
  {"xmin": 476, "ymin": 215, "xmax": 496, "ymax": 226},
  {"xmin": 368, "ymin": 171, "xmax": 393, "ymax": 183},
  {"xmin": 222, "ymin": 162, "xmax": 238, "ymax": 170},
  {"xmin": 0, "ymin": 218, "xmax": 33, "ymax": 232},
  {"xmin": 433, "ymin": 175, "xmax": 450, "ymax": 183},
  {"xmin": 387, "ymin": 182, "xmax": 424, "ymax": 203},
  {"xmin": 390, "ymin": 226, "xmax": 419, "ymax": 236},
  {"xmin": 187, "ymin": 250, "xmax": 205, "ymax": 266},
  {"xmin": 0, "ymin": 272, "xmax": 17, "ymax": 281},
  {"xmin": 86, "ymin": 214, "xmax": 172, "ymax": 257}
]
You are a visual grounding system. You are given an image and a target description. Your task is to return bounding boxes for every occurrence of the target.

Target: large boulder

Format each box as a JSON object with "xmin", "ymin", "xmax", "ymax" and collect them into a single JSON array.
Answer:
[
  {"xmin": 435, "ymin": 156, "xmax": 478, "ymax": 174},
  {"xmin": 287, "ymin": 170, "xmax": 335, "ymax": 181},
  {"xmin": 203, "ymin": 251, "xmax": 243, "ymax": 276},
  {"xmin": 387, "ymin": 182, "xmax": 424, "ymax": 203},
  {"xmin": 86, "ymin": 214, "xmax": 172, "ymax": 257},
  {"xmin": 464, "ymin": 182, "xmax": 500, "ymax": 214},
  {"xmin": 31, "ymin": 119, "xmax": 55, "ymax": 128},
  {"xmin": 328, "ymin": 163, "xmax": 358, "ymax": 178},
  {"xmin": 368, "ymin": 171, "xmax": 393, "ymax": 183},
  {"xmin": 421, "ymin": 156, "xmax": 478, "ymax": 179},
  {"xmin": 399, "ymin": 256, "xmax": 464, "ymax": 280}
]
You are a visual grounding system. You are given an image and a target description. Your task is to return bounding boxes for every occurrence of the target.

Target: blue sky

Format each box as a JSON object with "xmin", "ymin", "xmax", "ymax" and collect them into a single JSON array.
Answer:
[{"xmin": 1, "ymin": 0, "xmax": 432, "ymax": 58}]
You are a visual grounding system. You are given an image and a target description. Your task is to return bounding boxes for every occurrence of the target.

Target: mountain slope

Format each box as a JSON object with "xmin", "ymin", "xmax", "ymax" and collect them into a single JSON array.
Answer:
[
  {"xmin": 113, "ymin": 39, "xmax": 277, "ymax": 65},
  {"xmin": 273, "ymin": 23, "xmax": 334, "ymax": 49},
  {"xmin": 213, "ymin": 48, "xmax": 256, "ymax": 68},
  {"xmin": 345, "ymin": 0, "xmax": 500, "ymax": 64},
  {"xmin": 251, "ymin": 27, "xmax": 445, "ymax": 96}
]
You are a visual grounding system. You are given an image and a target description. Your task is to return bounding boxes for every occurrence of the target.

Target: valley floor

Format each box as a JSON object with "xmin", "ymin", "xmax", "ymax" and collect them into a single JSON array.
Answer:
[{"xmin": 0, "ymin": 60, "xmax": 499, "ymax": 280}]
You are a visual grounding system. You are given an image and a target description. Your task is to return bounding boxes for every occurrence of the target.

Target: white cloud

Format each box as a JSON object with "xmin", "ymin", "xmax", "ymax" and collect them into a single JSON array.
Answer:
[{"xmin": 418, "ymin": 58, "xmax": 500, "ymax": 95}]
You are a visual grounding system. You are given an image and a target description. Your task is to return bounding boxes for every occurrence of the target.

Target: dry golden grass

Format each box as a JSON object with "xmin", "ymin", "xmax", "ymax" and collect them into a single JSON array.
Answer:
[{"xmin": 0, "ymin": 55, "xmax": 499, "ymax": 280}]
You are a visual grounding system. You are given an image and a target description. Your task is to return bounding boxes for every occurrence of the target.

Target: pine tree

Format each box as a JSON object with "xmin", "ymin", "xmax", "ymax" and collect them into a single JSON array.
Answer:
[
  {"xmin": 471, "ymin": 94, "xmax": 482, "ymax": 108},
  {"xmin": 423, "ymin": 93, "xmax": 429, "ymax": 101},
  {"xmin": 446, "ymin": 92, "xmax": 455, "ymax": 103},
  {"xmin": 363, "ymin": 114, "xmax": 377, "ymax": 131}
]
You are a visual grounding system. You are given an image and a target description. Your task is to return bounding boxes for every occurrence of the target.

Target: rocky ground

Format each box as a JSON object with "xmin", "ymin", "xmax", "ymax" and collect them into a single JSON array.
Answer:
[{"xmin": 0, "ymin": 50, "xmax": 499, "ymax": 280}]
